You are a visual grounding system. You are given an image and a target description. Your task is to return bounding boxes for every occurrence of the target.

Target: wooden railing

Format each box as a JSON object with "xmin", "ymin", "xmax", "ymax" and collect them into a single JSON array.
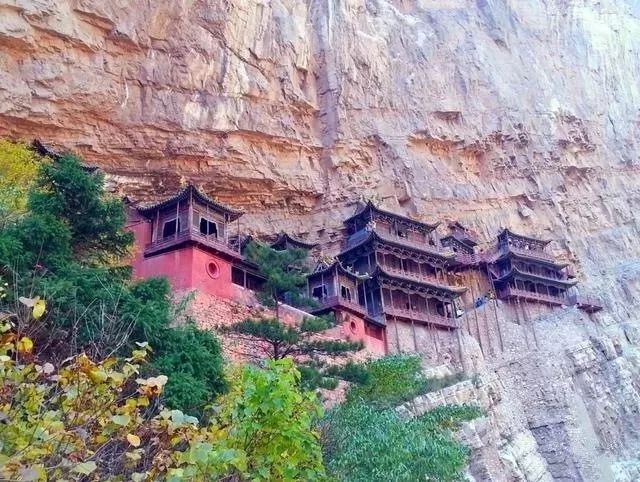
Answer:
[
  {"xmin": 382, "ymin": 306, "xmax": 460, "ymax": 329},
  {"xmin": 454, "ymin": 252, "xmax": 479, "ymax": 265},
  {"xmin": 498, "ymin": 244, "xmax": 556, "ymax": 263},
  {"xmin": 497, "ymin": 286, "xmax": 566, "ymax": 305},
  {"xmin": 381, "ymin": 265, "xmax": 449, "ymax": 287},
  {"xmin": 313, "ymin": 295, "xmax": 368, "ymax": 316},
  {"xmin": 345, "ymin": 229, "xmax": 454, "ymax": 258},
  {"xmin": 144, "ymin": 228, "xmax": 242, "ymax": 258}
]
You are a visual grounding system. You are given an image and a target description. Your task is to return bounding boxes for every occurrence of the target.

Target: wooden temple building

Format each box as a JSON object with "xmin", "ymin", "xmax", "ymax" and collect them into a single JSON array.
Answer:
[
  {"xmin": 127, "ymin": 185, "xmax": 602, "ymax": 357},
  {"xmin": 486, "ymin": 229, "xmax": 578, "ymax": 306},
  {"xmin": 127, "ymin": 183, "xmax": 263, "ymax": 299},
  {"xmin": 306, "ymin": 202, "xmax": 467, "ymax": 353}
]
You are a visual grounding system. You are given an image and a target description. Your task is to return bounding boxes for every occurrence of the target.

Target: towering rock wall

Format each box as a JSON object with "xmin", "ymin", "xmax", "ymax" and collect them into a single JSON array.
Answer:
[{"xmin": 1, "ymin": 1, "xmax": 640, "ymax": 479}]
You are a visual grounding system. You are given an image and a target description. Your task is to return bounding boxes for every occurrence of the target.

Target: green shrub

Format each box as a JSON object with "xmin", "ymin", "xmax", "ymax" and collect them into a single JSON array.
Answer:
[
  {"xmin": 321, "ymin": 402, "xmax": 481, "ymax": 482},
  {"xmin": 0, "ymin": 149, "xmax": 226, "ymax": 416},
  {"xmin": 346, "ymin": 354, "xmax": 427, "ymax": 408}
]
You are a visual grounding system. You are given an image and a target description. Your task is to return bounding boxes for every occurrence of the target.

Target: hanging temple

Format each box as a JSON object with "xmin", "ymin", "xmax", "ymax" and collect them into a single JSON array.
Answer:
[{"xmin": 126, "ymin": 183, "xmax": 604, "ymax": 356}]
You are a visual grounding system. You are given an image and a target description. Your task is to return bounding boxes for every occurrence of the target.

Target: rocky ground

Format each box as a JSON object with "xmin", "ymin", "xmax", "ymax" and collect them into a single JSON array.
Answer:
[{"xmin": 1, "ymin": 1, "xmax": 639, "ymax": 479}]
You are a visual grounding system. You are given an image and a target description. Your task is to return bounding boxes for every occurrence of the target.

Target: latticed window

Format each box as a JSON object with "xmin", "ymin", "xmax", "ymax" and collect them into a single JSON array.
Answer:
[
  {"xmin": 162, "ymin": 218, "xmax": 180, "ymax": 238},
  {"xmin": 200, "ymin": 218, "xmax": 218, "ymax": 237}
]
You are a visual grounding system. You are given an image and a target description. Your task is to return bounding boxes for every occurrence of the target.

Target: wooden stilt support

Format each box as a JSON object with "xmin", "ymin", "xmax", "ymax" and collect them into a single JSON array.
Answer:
[
  {"xmin": 390, "ymin": 289, "xmax": 401, "ymax": 353},
  {"xmin": 468, "ymin": 281, "xmax": 484, "ymax": 356},
  {"xmin": 485, "ymin": 264, "xmax": 505, "ymax": 353},
  {"xmin": 426, "ymin": 298, "xmax": 439, "ymax": 358},
  {"xmin": 516, "ymin": 296, "xmax": 531, "ymax": 350}
]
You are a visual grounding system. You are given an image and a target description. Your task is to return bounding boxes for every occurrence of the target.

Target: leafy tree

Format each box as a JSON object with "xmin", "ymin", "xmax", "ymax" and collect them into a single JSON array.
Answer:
[
  {"xmin": 245, "ymin": 241, "xmax": 309, "ymax": 319},
  {"xmin": 29, "ymin": 153, "xmax": 133, "ymax": 261},
  {"xmin": 0, "ymin": 149, "xmax": 226, "ymax": 415},
  {"xmin": 0, "ymin": 140, "xmax": 40, "ymax": 218},
  {"xmin": 321, "ymin": 402, "xmax": 480, "ymax": 482},
  {"xmin": 0, "ymin": 320, "xmax": 326, "ymax": 482},
  {"xmin": 320, "ymin": 353, "xmax": 481, "ymax": 482},
  {"xmin": 212, "ymin": 358, "xmax": 326, "ymax": 481},
  {"xmin": 227, "ymin": 315, "xmax": 362, "ymax": 389}
]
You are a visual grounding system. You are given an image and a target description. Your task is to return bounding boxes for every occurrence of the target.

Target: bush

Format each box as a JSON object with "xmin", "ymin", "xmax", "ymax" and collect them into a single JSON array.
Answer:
[
  {"xmin": 0, "ymin": 320, "xmax": 327, "ymax": 481},
  {"xmin": 321, "ymin": 402, "xmax": 481, "ymax": 482},
  {"xmin": 346, "ymin": 354, "xmax": 428, "ymax": 408},
  {"xmin": 0, "ymin": 150, "xmax": 226, "ymax": 415}
]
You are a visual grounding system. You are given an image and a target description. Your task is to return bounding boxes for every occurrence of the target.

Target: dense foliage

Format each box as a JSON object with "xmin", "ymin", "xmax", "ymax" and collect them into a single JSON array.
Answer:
[
  {"xmin": 0, "ymin": 140, "xmax": 40, "ymax": 217},
  {"xmin": 0, "ymin": 146, "xmax": 225, "ymax": 414},
  {"xmin": 0, "ymin": 319, "xmax": 326, "ymax": 481},
  {"xmin": 322, "ymin": 403, "xmax": 480, "ymax": 482},
  {"xmin": 245, "ymin": 241, "xmax": 309, "ymax": 317},
  {"xmin": 347, "ymin": 354, "xmax": 428, "ymax": 409},
  {"xmin": 321, "ymin": 353, "xmax": 481, "ymax": 481}
]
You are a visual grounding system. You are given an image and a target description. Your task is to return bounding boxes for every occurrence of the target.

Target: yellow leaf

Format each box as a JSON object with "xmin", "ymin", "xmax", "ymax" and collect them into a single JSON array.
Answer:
[
  {"xmin": 32, "ymin": 299, "xmax": 46, "ymax": 320},
  {"xmin": 127, "ymin": 433, "xmax": 141, "ymax": 447},
  {"xmin": 88, "ymin": 368, "xmax": 108, "ymax": 384},
  {"xmin": 17, "ymin": 336, "xmax": 33, "ymax": 354}
]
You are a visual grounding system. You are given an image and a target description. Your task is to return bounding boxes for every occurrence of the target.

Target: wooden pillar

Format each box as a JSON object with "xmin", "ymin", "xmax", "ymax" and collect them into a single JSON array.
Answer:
[
  {"xmin": 154, "ymin": 209, "xmax": 159, "ymax": 242},
  {"xmin": 468, "ymin": 280, "xmax": 484, "ymax": 356},
  {"xmin": 516, "ymin": 296, "xmax": 531, "ymax": 350},
  {"xmin": 408, "ymin": 292, "xmax": 418, "ymax": 352},
  {"xmin": 485, "ymin": 264, "xmax": 505, "ymax": 353},
  {"xmin": 175, "ymin": 200, "xmax": 179, "ymax": 239},
  {"xmin": 389, "ymin": 288, "xmax": 401, "ymax": 353},
  {"xmin": 188, "ymin": 194, "xmax": 194, "ymax": 235},
  {"xmin": 425, "ymin": 294, "xmax": 440, "ymax": 358},
  {"xmin": 243, "ymin": 269, "xmax": 247, "ymax": 289}
]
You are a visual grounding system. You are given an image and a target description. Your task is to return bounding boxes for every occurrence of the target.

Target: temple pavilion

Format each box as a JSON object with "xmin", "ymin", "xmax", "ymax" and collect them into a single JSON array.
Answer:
[
  {"xmin": 128, "ymin": 183, "xmax": 263, "ymax": 298},
  {"xmin": 307, "ymin": 201, "xmax": 467, "ymax": 344},
  {"xmin": 440, "ymin": 222, "xmax": 480, "ymax": 267},
  {"xmin": 487, "ymin": 229, "xmax": 578, "ymax": 306}
]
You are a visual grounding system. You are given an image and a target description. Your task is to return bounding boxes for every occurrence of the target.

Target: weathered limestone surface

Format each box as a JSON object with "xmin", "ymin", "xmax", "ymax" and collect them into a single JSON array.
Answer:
[{"xmin": 1, "ymin": 1, "xmax": 640, "ymax": 480}]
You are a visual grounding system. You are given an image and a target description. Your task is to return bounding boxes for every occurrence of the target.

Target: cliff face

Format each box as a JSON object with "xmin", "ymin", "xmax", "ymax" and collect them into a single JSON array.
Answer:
[{"xmin": 2, "ymin": 0, "xmax": 640, "ymax": 479}]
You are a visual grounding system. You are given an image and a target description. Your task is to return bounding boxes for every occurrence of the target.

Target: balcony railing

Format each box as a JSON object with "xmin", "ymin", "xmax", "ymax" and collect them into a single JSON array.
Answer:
[
  {"xmin": 312, "ymin": 295, "xmax": 368, "ymax": 316},
  {"xmin": 382, "ymin": 306, "xmax": 461, "ymax": 329},
  {"xmin": 497, "ymin": 244, "xmax": 556, "ymax": 263},
  {"xmin": 144, "ymin": 228, "xmax": 242, "ymax": 259},
  {"xmin": 454, "ymin": 252, "xmax": 479, "ymax": 265},
  {"xmin": 381, "ymin": 265, "xmax": 454, "ymax": 289},
  {"xmin": 345, "ymin": 228, "xmax": 454, "ymax": 258},
  {"xmin": 497, "ymin": 286, "xmax": 567, "ymax": 306}
]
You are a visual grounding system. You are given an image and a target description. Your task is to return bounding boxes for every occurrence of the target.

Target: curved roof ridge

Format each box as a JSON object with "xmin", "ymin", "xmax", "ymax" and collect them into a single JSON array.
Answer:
[{"xmin": 136, "ymin": 182, "xmax": 244, "ymax": 220}]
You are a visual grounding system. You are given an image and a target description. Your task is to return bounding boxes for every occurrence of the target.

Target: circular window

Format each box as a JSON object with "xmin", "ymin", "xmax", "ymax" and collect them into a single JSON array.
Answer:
[
  {"xmin": 206, "ymin": 260, "xmax": 220, "ymax": 279},
  {"xmin": 350, "ymin": 320, "xmax": 357, "ymax": 334}
]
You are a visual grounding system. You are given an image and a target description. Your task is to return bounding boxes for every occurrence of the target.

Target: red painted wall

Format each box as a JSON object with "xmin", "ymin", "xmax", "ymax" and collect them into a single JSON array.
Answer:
[
  {"xmin": 127, "ymin": 211, "xmax": 238, "ymax": 299},
  {"xmin": 131, "ymin": 246, "xmax": 237, "ymax": 299},
  {"xmin": 333, "ymin": 311, "xmax": 386, "ymax": 355}
]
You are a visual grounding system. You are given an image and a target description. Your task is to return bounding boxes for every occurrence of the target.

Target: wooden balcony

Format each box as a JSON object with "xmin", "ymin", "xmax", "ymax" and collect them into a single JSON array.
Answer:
[
  {"xmin": 381, "ymin": 265, "xmax": 450, "ymax": 288},
  {"xmin": 382, "ymin": 306, "xmax": 461, "ymax": 329},
  {"xmin": 345, "ymin": 229, "xmax": 454, "ymax": 258},
  {"xmin": 498, "ymin": 244, "xmax": 556, "ymax": 263},
  {"xmin": 311, "ymin": 295, "xmax": 368, "ymax": 317},
  {"xmin": 497, "ymin": 286, "xmax": 567, "ymax": 306},
  {"xmin": 144, "ymin": 228, "xmax": 243, "ymax": 259},
  {"xmin": 454, "ymin": 252, "xmax": 479, "ymax": 265},
  {"xmin": 375, "ymin": 229, "xmax": 454, "ymax": 257}
]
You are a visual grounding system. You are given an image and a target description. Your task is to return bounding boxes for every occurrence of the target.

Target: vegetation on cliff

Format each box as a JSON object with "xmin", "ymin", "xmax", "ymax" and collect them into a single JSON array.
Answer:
[
  {"xmin": 0, "ymin": 143, "xmax": 225, "ymax": 414},
  {"xmin": 0, "ymin": 141, "xmax": 479, "ymax": 481}
]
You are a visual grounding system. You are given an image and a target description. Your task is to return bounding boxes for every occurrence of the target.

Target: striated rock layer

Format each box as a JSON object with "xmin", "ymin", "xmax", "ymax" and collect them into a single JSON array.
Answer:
[{"xmin": 2, "ymin": 0, "xmax": 640, "ymax": 480}]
